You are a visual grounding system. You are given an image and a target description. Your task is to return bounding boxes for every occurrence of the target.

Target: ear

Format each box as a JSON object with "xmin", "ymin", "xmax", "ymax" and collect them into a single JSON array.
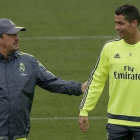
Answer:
[
  {"xmin": 0, "ymin": 38, "xmax": 3, "ymax": 45},
  {"xmin": 132, "ymin": 20, "xmax": 138, "ymax": 27}
]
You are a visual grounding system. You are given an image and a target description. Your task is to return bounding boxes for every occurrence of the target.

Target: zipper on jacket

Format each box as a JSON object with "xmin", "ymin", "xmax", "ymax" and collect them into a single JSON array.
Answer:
[{"xmin": 4, "ymin": 61, "xmax": 11, "ymax": 138}]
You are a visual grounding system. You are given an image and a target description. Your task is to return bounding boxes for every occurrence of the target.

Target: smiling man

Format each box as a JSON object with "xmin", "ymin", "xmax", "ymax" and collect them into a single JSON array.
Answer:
[{"xmin": 78, "ymin": 4, "xmax": 140, "ymax": 140}]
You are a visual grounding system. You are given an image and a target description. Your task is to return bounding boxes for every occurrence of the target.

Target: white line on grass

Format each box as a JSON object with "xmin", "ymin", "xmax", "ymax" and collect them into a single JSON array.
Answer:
[
  {"xmin": 21, "ymin": 35, "xmax": 117, "ymax": 41},
  {"xmin": 31, "ymin": 117, "xmax": 107, "ymax": 121}
]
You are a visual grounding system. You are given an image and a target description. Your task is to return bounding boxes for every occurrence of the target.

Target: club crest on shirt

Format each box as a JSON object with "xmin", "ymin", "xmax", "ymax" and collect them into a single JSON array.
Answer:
[{"xmin": 19, "ymin": 63, "xmax": 27, "ymax": 76}]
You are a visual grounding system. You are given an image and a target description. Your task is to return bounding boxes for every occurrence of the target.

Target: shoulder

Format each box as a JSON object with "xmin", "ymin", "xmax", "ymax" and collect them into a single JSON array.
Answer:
[
  {"xmin": 102, "ymin": 37, "xmax": 122, "ymax": 51},
  {"xmin": 18, "ymin": 51, "xmax": 34, "ymax": 58},
  {"xmin": 99, "ymin": 37, "xmax": 122, "ymax": 57},
  {"xmin": 16, "ymin": 51, "xmax": 35, "ymax": 59},
  {"xmin": 15, "ymin": 51, "xmax": 37, "ymax": 63},
  {"xmin": 104, "ymin": 37, "xmax": 122, "ymax": 46}
]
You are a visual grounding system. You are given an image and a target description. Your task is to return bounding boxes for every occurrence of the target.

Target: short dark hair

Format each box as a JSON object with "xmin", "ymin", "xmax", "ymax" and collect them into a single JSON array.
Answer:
[
  {"xmin": 0, "ymin": 34, "xmax": 3, "ymax": 38},
  {"xmin": 115, "ymin": 4, "xmax": 140, "ymax": 25}
]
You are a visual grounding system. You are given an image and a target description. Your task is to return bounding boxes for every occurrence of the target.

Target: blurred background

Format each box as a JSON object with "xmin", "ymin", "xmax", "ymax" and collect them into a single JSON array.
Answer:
[{"xmin": 1, "ymin": 0, "xmax": 140, "ymax": 139}]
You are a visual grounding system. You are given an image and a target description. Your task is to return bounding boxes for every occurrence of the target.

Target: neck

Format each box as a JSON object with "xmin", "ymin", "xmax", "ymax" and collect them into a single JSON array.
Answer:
[
  {"xmin": 124, "ymin": 30, "xmax": 140, "ymax": 45},
  {"xmin": 0, "ymin": 49, "xmax": 13, "ymax": 58}
]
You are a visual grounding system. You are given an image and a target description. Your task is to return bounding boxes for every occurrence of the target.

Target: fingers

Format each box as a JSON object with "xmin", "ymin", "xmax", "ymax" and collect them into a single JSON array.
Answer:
[
  {"xmin": 80, "ymin": 121, "xmax": 89, "ymax": 132},
  {"xmin": 78, "ymin": 116, "xmax": 89, "ymax": 132},
  {"xmin": 81, "ymin": 81, "xmax": 88, "ymax": 93}
]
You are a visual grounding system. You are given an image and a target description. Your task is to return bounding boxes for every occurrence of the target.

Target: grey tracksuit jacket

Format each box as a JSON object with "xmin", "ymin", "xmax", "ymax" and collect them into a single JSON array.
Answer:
[{"xmin": 0, "ymin": 51, "xmax": 82, "ymax": 140}]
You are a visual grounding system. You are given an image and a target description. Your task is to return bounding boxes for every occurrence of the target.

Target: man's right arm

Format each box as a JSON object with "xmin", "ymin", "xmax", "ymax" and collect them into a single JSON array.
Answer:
[{"xmin": 78, "ymin": 44, "xmax": 109, "ymax": 131}]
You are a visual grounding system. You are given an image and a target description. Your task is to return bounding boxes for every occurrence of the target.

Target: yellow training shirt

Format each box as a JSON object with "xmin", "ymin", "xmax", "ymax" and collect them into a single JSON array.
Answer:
[{"xmin": 80, "ymin": 38, "xmax": 140, "ymax": 126}]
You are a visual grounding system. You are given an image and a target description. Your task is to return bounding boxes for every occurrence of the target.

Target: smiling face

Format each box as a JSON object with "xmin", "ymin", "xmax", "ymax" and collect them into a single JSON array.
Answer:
[
  {"xmin": 114, "ymin": 14, "xmax": 135, "ymax": 40},
  {"xmin": 0, "ymin": 33, "xmax": 20, "ymax": 53}
]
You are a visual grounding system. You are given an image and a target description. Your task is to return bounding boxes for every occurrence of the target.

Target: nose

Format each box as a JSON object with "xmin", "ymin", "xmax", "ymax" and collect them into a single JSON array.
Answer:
[
  {"xmin": 14, "ymin": 34, "xmax": 20, "ymax": 40},
  {"xmin": 115, "ymin": 23, "xmax": 120, "ymax": 31}
]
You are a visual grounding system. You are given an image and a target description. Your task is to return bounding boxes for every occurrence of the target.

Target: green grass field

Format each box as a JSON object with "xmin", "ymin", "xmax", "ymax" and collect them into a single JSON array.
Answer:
[{"xmin": 1, "ymin": 0, "xmax": 140, "ymax": 139}]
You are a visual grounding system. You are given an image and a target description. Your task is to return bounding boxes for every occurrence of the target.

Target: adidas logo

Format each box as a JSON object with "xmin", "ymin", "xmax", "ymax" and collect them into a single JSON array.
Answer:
[{"xmin": 114, "ymin": 53, "xmax": 120, "ymax": 58}]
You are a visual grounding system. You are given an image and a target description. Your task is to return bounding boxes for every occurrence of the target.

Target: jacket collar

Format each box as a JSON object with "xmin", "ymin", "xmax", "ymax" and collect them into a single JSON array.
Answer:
[
  {"xmin": 0, "ymin": 50, "xmax": 19, "ymax": 61},
  {"xmin": 14, "ymin": 50, "xmax": 20, "ymax": 58}
]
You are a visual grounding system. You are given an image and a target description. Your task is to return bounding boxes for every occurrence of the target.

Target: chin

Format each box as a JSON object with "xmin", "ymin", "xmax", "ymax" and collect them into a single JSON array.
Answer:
[
  {"xmin": 14, "ymin": 47, "xmax": 19, "ymax": 51},
  {"xmin": 119, "ymin": 36, "xmax": 124, "ymax": 39},
  {"xmin": 118, "ymin": 35, "xmax": 124, "ymax": 39}
]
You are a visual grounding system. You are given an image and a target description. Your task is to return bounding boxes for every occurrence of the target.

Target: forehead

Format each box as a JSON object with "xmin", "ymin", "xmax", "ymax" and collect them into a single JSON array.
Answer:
[
  {"xmin": 3, "ymin": 33, "xmax": 14, "ymax": 38},
  {"xmin": 114, "ymin": 14, "xmax": 127, "ymax": 22}
]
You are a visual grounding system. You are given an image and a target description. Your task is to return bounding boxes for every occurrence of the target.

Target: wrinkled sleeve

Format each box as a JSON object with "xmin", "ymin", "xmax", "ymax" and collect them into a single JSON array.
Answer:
[
  {"xmin": 35, "ymin": 61, "xmax": 82, "ymax": 96},
  {"xmin": 79, "ymin": 44, "xmax": 109, "ymax": 116}
]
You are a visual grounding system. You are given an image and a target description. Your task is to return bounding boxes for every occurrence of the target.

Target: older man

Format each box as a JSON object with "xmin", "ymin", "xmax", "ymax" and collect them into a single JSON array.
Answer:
[{"xmin": 0, "ymin": 18, "xmax": 87, "ymax": 140}]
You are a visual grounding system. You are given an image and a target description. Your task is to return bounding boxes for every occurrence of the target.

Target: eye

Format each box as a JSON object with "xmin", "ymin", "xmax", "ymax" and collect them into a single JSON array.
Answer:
[
  {"xmin": 116, "ymin": 22, "xmax": 124, "ymax": 25},
  {"xmin": 119, "ymin": 22, "xmax": 124, "ymax": 25},
  {"xmin": 7, "ymin": 34, "xmax": 14, "ymax": 37},
  {"xmin": 114, "ymin": 20, "xmax": 125, "ymax": 25}
]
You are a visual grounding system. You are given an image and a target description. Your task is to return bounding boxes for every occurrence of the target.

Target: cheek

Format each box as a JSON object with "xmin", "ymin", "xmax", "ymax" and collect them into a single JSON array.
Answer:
[
  {"xmin": 2, "ymin": 41, "xmax": 13, "ymax": 48},
  {"xmin": 6, "ymin": 40, "xmax": 14, "ymax": 45},
  {"xmin": 124, "ymin": 27, "xmax": 133, "ymax": 34},
  {"xmin": 124, "ymin": 24, "xmax": 132, "ymax": 31},
  {"xmin": 121, "ymin": 26, "xmax": 129, "ymax": 33}
]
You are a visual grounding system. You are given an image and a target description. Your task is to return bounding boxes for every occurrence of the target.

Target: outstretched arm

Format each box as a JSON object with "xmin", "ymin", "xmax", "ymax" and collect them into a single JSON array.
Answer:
[{"xmin": 36, "ymin": 61, "xmax": 85, "ymax": 96}]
